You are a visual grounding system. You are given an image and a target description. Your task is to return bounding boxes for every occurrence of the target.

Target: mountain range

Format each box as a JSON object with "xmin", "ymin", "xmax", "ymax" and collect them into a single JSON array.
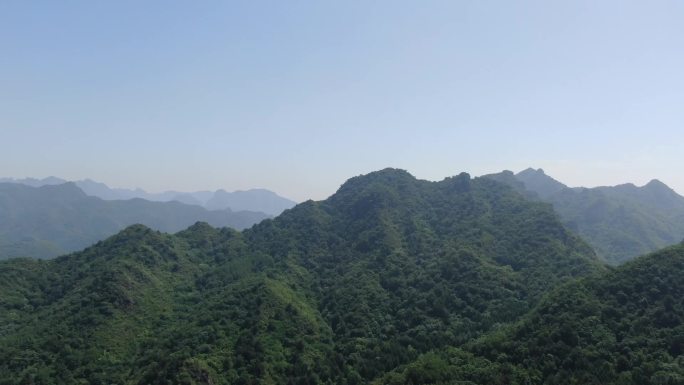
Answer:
[
  {"xmin": 485, "ymin": 168, "xmax": 684, "ymax": 264},
  {"xmin": 0, "ymin": 182, "xmax": 270, "ymax": 260},
  {"xmin": 0, "ymin": 177, "xmax": 297, "ymax": 216},
  {"xmin": 0, "ymin": 168, "xmax": 605, "ymax": 384},
  {"xmin": 0, "ymin": 168, "xmax": 681, "ymax": 384}
]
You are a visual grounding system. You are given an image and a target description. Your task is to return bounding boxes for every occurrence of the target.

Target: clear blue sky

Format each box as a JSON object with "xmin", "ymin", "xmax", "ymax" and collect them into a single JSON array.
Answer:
[{"xmin": 1, "ymin": 1, "xmax": 683, "ymax": 201}]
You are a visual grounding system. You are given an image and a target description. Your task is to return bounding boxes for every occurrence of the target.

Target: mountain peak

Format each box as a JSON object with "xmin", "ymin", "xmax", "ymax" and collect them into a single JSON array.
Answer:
[
  {"xmin": 362, "ymin": 167, "xmax": 415, "ymax": 179},
  {"xmin": 518, "ymin": 167, "xmax": 546, "ymax": 176},
  {"xmin": 644, "ymin": 179, "xmax": 670, "ymax": 190},
  {"xmin": 175, "ymin": 221, "xmax": 227, "ymax": 245},
  {"xmin": 637, "ymin": 179, "xmax": 683, "ymax": 205},
  {"xmin": 181, "ymin": 221, "xmax": 217, "ymax": 234},
  {"xmin": 205, "ymin": 187, "xmax": 296, "ymax": 216},
  {"xmin": 514, "ymin": 167, "xmax": 567, "ymax": 198},
  {"xmin": 117, "ymin": 223, "xmax": 155, "ymax": 235},
  {"xmin": 334, "ymin": 168, "xmax": 416, "ymax": 195},
  {"xmin": 96, "ymin": 224, "xmax": 167, "ymax": 251},
  {"xmin": 39, "ymin": 182, "xmax": 88, "ymax": 199},
  {"xmin": 480, "ymin": 171, "xmax": 532, "ymax": 197}
]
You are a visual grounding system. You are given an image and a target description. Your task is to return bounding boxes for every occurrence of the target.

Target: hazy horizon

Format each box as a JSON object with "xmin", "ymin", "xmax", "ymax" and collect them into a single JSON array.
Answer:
[
  {"xmin": 2, "ymin": 1, "xmax": 683, "ymax": 201},
  {"xmin": 1, "ymin": 166, "xmax": 680, "ymax": 203}
]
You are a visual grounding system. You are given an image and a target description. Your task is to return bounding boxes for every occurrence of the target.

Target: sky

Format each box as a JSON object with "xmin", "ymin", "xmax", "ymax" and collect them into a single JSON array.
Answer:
[{"xmin": 1, "ymin": 0, "xmax": 683, "ymax": 201}]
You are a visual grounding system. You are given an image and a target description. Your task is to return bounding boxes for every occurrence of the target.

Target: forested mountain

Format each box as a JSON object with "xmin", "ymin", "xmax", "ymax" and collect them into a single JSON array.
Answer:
[
  {"xmin": 485, "ymin": 168, "xmax": 684, "ymax": 264},
  {"xmin": 375, "ymin": 243, "xmax": 684, "ymax": 385},
  {"xmin": 0, "ymin": 183, "xmax": 270, "ymax": 260},
  {"xmin": 0, "ymin": 169, "xmax": 602, "ymax": 384},
  {"xmin": 0, "ymin": 176, "xmax": 297, "ymax": 215}
]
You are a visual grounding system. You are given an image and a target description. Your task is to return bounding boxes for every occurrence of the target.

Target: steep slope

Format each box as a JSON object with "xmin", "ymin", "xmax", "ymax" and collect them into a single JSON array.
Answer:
[
  {"xmin": 375, "ymin": 244, "xmax": 684, "ymax": 385},
  {"xmin": 0, "ymin": 169, "xmax": 602, "ymax": 384},
  {"xmin": 0, "ymin": 183, "xmax": 270, "ymax": 259},
  {"xmin": 2, "ymin": 223, "xmax": 333, "ymax": 385},
  {"xmin": 473, "ymin": 243, "xmax": 684, "ymax": 384},
  {"xmin": 485, "ymin": 169, "xmax": 684, "ymax": 264}
]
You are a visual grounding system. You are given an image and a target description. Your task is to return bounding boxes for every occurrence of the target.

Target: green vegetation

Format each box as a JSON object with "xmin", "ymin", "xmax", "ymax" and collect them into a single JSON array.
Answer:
[
  {"xmin": 0, "ymin": 169, "xmax": 605, "ymax": 384},
  {"xmin": 0, "ymin": 182, "xmax": 270, "ymax": 259},
  {"xmin": 486, "ymin": 168, "xmax": 684, "ymax": 264},
  {"xmin": 377, "ymin": 244, "xmax": 684, "ymax": 385}
]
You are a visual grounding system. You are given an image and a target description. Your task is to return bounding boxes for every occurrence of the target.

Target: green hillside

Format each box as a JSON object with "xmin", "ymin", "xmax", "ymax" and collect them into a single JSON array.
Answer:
[
  {"xmin": 476, "ymin": 243, "xmax": 684, "ymax": 384},
  {"xmin": 376, "ymin": 243, "xmax": 684, "ymax": 385},
  {"xmin": 0, "ymin": 169, "xmax": 602, "ymax": 384},
  {"xmin": 486, "ymin": 169, "xmax": 684, "ymax": 264}
]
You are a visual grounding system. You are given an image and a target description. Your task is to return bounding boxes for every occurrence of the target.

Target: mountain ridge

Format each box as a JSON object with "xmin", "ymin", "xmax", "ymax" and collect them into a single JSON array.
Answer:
[
  {"xmin": 0, "ymin": 182, "xmax": 270, "ymax": 260},
  {"xmin": 0, "ymin": 168, "xmax": 603, "ymax": 384},
  {"xmin": 0, "ymin": 176, "xmax": 297, "ymax": 216},
  {"xmin": 484, "ymin": 168, "xmax": 684, "ymax": 264}
]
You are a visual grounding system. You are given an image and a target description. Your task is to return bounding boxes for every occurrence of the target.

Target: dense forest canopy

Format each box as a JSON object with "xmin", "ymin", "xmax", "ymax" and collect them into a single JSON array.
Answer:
[
  {"xmin": 0, "ymin": 169, "xmax": 680, "ymax": 384},
  {"xmin": 376, "ymin": 244, "xmax": 684, "ymax": 385}
]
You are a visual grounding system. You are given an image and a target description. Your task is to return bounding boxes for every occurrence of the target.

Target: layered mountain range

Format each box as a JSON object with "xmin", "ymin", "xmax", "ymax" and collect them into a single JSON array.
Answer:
[
  {"xmin": 485, "ymin": 168, "xmax": 684, "ymax": 264},
  {"xmin": 0, "ymin": 182, "xmax": 270, "ymax": 259},
  {"xmin": 0, "ymin": 177, "xmax": 296, "ymax": 216},
  {"xmin": 0, "ymin": 169, "xmax": 681, "ymax": 384}
]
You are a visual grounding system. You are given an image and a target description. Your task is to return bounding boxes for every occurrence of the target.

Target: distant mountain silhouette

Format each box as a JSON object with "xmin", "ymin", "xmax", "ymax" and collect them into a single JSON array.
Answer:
[
  {"xmin": 0, "ymin": 182, "xmax": 270, "ymax": 259},
  {"xmin": 168, "ymin": 193, "xmax": 204, "ymax": 207},
  {"xmin": 0, "ymin": 176, "xmax": 297, "ymax": 215},
  {"xmin": 515, "ymin": 167, "xmax": 568, "ymax": 198},
  {"xmin": 485, "ymin": 168, "xmax": 684, "ymax": 264},
  {"xmin": 0, "ymin": 176, "xmax": 66, "ymax": 187},
  {"xmin": 206, "ymin": 188, "xmax": 297, "ymax": 216},
  {"xmin": 73, "ymin": 179, "xmax": 151, "ymax": 201}
]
